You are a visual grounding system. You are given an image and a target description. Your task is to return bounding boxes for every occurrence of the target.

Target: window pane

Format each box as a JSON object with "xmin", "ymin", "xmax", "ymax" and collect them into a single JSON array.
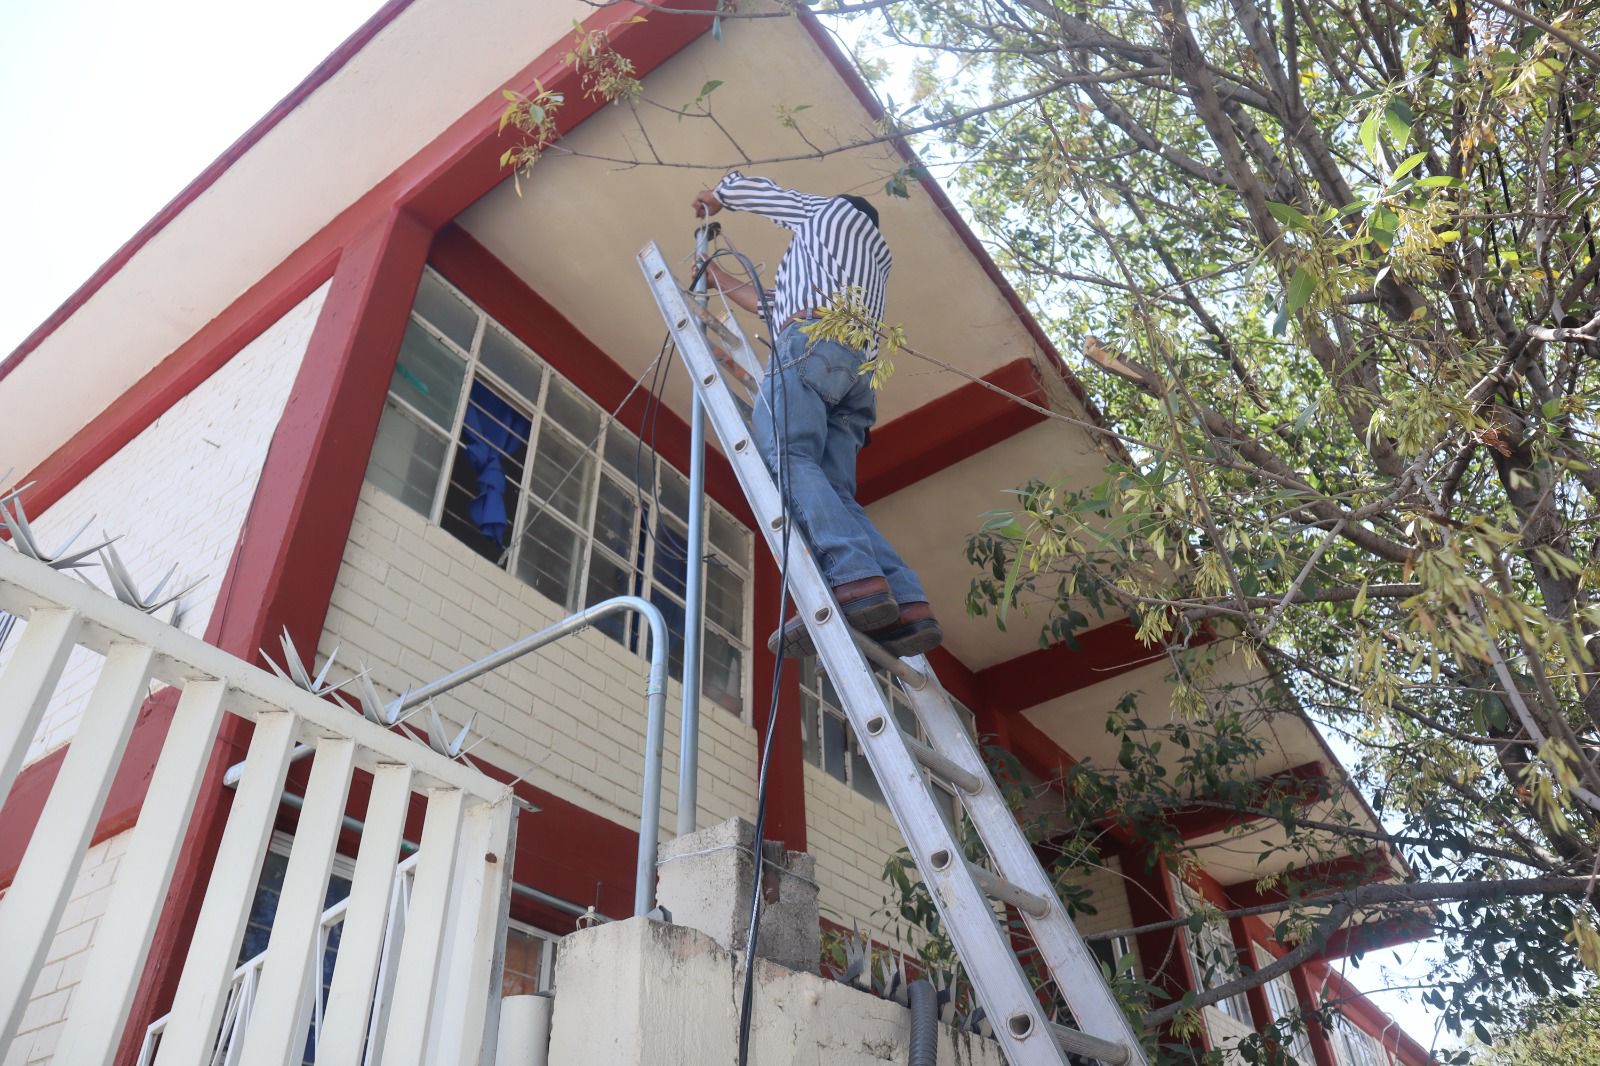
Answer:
[
  {"xmin": 659, "ymin": 467, "xmax": 690, "ymax": 522},
  {"xmin": 594, "ymin": 476, "xmax": 638, "ymax": 560},
  {"xmin": 652, "ymin": 517, "xmax": 690, "ymax": 599},
  {"xmin": 440, "ymin": 379, "xmax": 531, "ymax": 564},
  {"xmin": 367, "ymin": 400, "xmax": 448, "ymax": 517},
  {"xmin": 822, "ymin": 713, "xmax": 847, "ymax": 783},
  {"xmin": 529, "ymin": 423, "xmax": 596, "ymax": 524},
  {"xmin": 546, "ymin": 379, "xmax": 601, "ymax": 441},
  {"xmin": 391, "ymin": 320, "xmax": 467, "ymax": 427},
  {"xmin": 710, "ymin": 510, "xmax": 745, "ymax": 561},
  {"xmin": 516, "ymin": 509, "xmax": 582, "ymax": 608},
  {"xmin": 801, "ymin": 699, "xmax": 819, "ymax": 767},
  {"xmin": 704, "ymin": 559, "xmax": 744, "ymax": 637},
  {"xmin": 585, "ymin": 551, "xmax": 633, "ymax": 643},
  {"xmin": 502, "ymin": 927, "xmax": 550, "ymax": 996},
  {"xmin": 704, "ymin": 628, "xmax": 743, "ymax": 715},
  {"xmin": 649, "ymin": 586, "xmax": 687, "ymax": 682},
  {"xmin": 413, "ymin": 272, "xmax": 478, "ymax": 351},
  {"xmin": 604, "ymin": 422, "xmax": 642, "ymax": 475},
  {"xmin": 480, "ymin": 323, "xmax": 544, "ymax": 402},
  {"xmin": 850, "ymin": 733, "xmax": 884, "ymax": 803}
]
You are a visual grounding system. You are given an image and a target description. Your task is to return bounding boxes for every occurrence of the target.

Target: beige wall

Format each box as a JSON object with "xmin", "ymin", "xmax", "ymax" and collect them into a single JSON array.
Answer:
[{"xmin": 321, "ymin": 484, "xmax": 758, "ymax": 837}]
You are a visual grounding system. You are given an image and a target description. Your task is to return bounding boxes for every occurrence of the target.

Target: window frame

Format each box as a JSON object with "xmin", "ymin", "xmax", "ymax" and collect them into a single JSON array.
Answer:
[
  {"xmin": 368, "ymin": 267, "xmax": 754, "ymax": 718},
  {"xmin": 1173, "ymin": 879, "xmax": 1254, "ymax": 1024}
]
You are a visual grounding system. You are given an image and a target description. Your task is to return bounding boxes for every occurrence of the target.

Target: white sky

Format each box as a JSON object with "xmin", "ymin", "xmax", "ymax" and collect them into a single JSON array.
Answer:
[
  {"xmin": 0, "ymin": 0, "xmax": 387, "ymax": 354},
  {"xmin": 1, "ymin": 0, "xmax": 1453, "ymax": 1053}
]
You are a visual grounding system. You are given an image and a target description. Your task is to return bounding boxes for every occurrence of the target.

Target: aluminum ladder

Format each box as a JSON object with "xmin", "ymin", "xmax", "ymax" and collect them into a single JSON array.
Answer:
[{"xmin": 637, "ymin": 241, "xmax": 1150, "ymax": 1066}]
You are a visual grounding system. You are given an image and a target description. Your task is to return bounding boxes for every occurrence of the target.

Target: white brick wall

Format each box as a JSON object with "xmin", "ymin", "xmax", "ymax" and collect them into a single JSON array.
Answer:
[
  {"xmin": 321, "ymin": 484, "xmax": 759, "ymax": 836},
  {"xmin": 2, "ymin": 830, "xmax": 131, "ymax": 1066},
  {"xmin": 803, "ymin": 763, "xmax": 907, "ymax": 939},
  {"xmin": 1204, "ymin": 1004, "xmax": 1257, "ymax": 1063},
  {"xmin": 0, "ymin": 283, "xmax": 329, "ymax": 765}
]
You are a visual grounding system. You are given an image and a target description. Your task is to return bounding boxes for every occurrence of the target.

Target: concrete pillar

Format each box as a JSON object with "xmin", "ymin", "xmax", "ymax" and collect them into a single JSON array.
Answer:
[{"xmin": 655, "ymin": 816, "xmax": 820, "ymax": 974}]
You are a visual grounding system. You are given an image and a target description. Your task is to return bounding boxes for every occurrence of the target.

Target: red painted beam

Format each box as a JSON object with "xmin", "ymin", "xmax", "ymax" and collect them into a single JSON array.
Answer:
[
  {"xmin": 1290, "ymin": 961, "xmax": 1341, "ymax": 1066},
  {"xmin": 753, "ymin": 555, "xmax": 806, "ymax": 851},
  {"xmin": 1309, "ymin": 911, "xmax": 1434, "ymax": 962},
  {"xmin": 1224, "ymin": 849, "xmax": 1394, "ymax": 910},
  {"xmin": 976, "ymin": 617, "xmax": 1161, "ymax": 716},
  {"xmin": 857, "ymin": 359, "xmax": 1047, "ymax": 505},
  {"xmin": 1122, "ymin": 843, "xmax": 1209, "ymax": 1052},
  {"xmin": 1165, "ymin": 761, "xmax": 1330, "ymax": 840}
]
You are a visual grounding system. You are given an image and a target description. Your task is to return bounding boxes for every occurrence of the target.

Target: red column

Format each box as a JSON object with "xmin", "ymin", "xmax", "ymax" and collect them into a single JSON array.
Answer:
[
  {"xmin": 1229, "ymin": 916, "xmax": 1274, "ymax": 1032},
  {"xmin": 1121, "ymin": 844, "xmax": 1209, "ymax": 1054},
  {"xmin": 751, "ymin": 556, "xmax": 806, "ymax": 851},
  {"xmin": 115, "ymin": 207, "xmax": 432, "ymax": 1065},
  {"xmin": 1289, "ymin": 960, "xmax": 1340, "ymax": 1066}
]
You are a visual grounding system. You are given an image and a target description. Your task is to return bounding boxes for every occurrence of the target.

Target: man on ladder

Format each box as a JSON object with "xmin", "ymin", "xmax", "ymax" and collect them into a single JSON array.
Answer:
[{"xmin": 692, "ymin": 172, "xmax": 942, "ymax": 661}]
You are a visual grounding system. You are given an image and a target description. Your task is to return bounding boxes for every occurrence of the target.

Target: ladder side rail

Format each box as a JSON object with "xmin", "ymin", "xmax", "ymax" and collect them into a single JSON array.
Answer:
[
  {"xmin": 898, "ymin": 657, "xmax": 1151, "ymax": 1064},
  {"xmin": 640, "ymin": 244, "xmax": 1073, "ymax": 1066}
]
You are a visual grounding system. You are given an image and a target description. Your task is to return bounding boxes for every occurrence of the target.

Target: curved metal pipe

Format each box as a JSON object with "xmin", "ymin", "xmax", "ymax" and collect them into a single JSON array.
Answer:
[{"xmin": 223, "ymin": 596, "xmax": 674, "ymax": 915}]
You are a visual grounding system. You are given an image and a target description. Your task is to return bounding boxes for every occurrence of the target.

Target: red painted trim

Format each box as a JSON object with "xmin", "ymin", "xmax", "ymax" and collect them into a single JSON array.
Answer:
[
  {"xmin": 857, "ymin": 359, "xmax": 1047, "ymax": 505},
  {"xmin": 115, "ymin": 209, "xmax": 434, "ymax": 1065},
  {"xmin": 754, "ymin": 556, "xmax": 806, "ymax": 850},
  {"xmin": 1165, "ymin": 761, "xmax": 1329, "ymax": 840},
  {"xmin": 1317, "ymin": 963, "xmax": 1435, "ymax": 1065},
  {"xmin": 1121, "ymin": 842, "xmax": 1208, "ymax": 1051},
  {"xmin": 12, "ymin": 248, "xmax": 339, "ymax": 526},
  {"xmin": 1311, "ymin": 912, "xmax": 1433, "ymax": 963},
  {"xmin": 1290, "ymin": 961, "xmax": 1341, "ymax": 1066},
  {"xmin": 426, "ymin": 224, "xmax": 751, "ymax": 524},
  {"xmin": 1230, "ymin": 916, "xmax": 1276, "ymax": 1033},
  {"xmin": 1223, "ymin": 849, "xmax": 1393, "ymax": 910},
  {"xmin": 977, "ymin": 617, "xmax": 1161, "ymax": 717},
  {"xmin": 1, "ymin": 0, "xmax": 421, "ymax": 378},
  {"xmin": 0, "ymin": 689, "xmax": 182, "ymax": 890}
]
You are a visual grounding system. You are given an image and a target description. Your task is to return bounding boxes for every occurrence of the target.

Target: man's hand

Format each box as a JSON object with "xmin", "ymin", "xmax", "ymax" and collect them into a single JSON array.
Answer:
[{"xmin": 692, "ymin": 189, "xmax": 723, "ymax": 217}]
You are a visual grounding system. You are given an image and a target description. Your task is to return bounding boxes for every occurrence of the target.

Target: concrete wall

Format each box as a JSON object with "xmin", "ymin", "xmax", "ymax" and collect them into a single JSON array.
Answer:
[
  {"xmin": 546, "ymin": 917, "xmax": 1008, "ymax": 1066},
  {"xmin": 0, "ymin": 282, "xmax": 327, "ymax": 765},
  {"xmin": 319, "ymin": 483, "xmax": 758, "ymax": 836},
  {"xmin": 3, "ymin": 830, "xmax": 130, "ymax": 1066}
]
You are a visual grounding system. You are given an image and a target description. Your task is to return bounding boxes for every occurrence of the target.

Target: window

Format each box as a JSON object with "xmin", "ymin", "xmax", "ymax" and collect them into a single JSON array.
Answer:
[
  {"xmin": 1088, "ymin": 934, "xmax": 1132, "ymax": 978},
  {"xmin": 1333, "ymin": 1014, "xmax": 1390, "ymax": 1066},
  {"xmin": 799, "ymin": 658, "xmax": 974, "ymax": 822},
  {"xmin": 1173, "ymin": 879, "xmax": 1252, "ymax": 1023},
  {"xmin": 366, "ymin": 268, "xmax": 752, "ymax": 715},
  {"xmin": 502, "ymin": 921, "xmax": 560, "ymax": 994},
  {"xmin": 1258, "ymin": 946, "xmax": 1316, "ymax": 1064}
]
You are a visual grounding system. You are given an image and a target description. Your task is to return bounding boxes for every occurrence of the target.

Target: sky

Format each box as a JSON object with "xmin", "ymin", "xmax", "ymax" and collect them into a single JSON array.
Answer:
[
  {"xmin": 0, "ymin": 0, "xmax": 388, "ymax": 355},
  {"xmin": 1, "ymin": 0, "xmax": 1455, "ymax": 1054}
]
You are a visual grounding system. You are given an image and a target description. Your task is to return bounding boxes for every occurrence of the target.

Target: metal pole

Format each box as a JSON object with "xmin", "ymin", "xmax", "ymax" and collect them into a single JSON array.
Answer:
[
  {"xmin": 676, "ymin": 224, "xmax": 712, "ymax": 837},
  {"xmin": 221, "ymin": 596, "xmax": 672, "ymax": 914}
]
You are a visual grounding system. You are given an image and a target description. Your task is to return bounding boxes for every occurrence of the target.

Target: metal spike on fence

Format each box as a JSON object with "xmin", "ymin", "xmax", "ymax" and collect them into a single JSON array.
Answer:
[
  {"xmin": 929, "ymin": 965, "xmax": 961, "ymax": 1026},
  {"xmin": 837, "ymin": 926, "xmax": 873, "ymax": 992},
  {"xmin": 0, "ymin": 493, "xmax": 114, "ymax": 570},
  {"xmin": 424, "ymin": 703, "xmax": 477, "ymax": 759},
  {"xmin": 260, "ymin": 627, "xmax": 348, "ymax": 698},
  {"xmin": 98, "ymin": 542, "xmax": 198, "ymax": 613},
  {"xmin": 336, "ymin": 666, "xmax": 424, "ymax": 728}
]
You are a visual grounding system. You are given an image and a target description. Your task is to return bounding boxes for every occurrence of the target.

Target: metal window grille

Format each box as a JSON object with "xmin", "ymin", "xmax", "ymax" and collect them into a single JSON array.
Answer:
[{"xmin": 364, "ymin": 268, "xmax": 753, "ymax": 716}]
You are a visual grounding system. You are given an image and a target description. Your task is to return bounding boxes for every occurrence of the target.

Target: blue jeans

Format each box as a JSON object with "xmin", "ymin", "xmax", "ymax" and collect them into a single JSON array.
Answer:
[{"xmin": 752, "ymin": 322, "xmax": 926, "ymax": 607}]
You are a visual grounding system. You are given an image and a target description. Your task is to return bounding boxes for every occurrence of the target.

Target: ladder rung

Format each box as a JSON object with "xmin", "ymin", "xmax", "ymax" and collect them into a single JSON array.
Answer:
[
  {"xmin": 1050, "ymin": 1022, "xmax": 1131, "ymax": 1065},
  {"xmin": 848, "ymin": 629, "xmax": 928, "ymax": 689},
  {"xmin": 941, "ymin": 854, "xmax": 1051, "ymax": 919},
  {"xmin": 900, "ymin": 734, "xmax": 983, "ymax": 795}
]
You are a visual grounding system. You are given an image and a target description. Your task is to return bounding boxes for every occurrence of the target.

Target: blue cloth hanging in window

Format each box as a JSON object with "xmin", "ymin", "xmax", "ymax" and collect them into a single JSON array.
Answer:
[{"xmin": 461, "ymin": 381, "xmax": 531, "ymax": 545}]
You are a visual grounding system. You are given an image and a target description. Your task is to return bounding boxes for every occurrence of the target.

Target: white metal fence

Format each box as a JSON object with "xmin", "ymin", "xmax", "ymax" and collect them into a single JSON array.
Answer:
[{"xmin": 0, "ymin": 545, "xmax": 516, "ymax": 1066}]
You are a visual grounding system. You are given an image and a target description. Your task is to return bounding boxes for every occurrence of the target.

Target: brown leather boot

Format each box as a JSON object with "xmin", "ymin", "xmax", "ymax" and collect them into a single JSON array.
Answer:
[
  {"xmin": 869, "ymin": 601, "xmax": 942, "ymax": 658},
  {"xmin": 767, "ymin": 576, "xmax": 900, "ymax": 658}
]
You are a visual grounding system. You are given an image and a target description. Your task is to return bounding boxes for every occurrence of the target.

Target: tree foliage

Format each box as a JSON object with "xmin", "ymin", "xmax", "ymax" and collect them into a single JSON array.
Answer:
[{"xmin": 545, "ymin": 0, "xmax": 1600, "ymax": 1056}]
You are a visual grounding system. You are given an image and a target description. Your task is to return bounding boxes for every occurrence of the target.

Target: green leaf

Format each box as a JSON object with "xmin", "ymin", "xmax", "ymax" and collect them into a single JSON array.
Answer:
[
  {"xmin": 1266, "ymin": 200, "xmax": 1313, "ymax": 231},
  {"xmin": 1286, "ymin": 264, "xmax": 1317, "ymax": 314},
  {"xmin": 1391, "ymin": 151, "xmax": 1427, "ymax": 181},
  {"xmin": 998, "ymin": 545, "xmax": 1026, "ymax": 624},
  {"xmin": 1417, "ymin": 175, "xmax": 1466, "ymax": 189},
  {"xmin": 1384, "ymin": 98, "xmax": 1414, "ymax": 149},
  {"xmin": 1359, "ymin": 110, "xmax": 1381, "ymax": 160},
  {"xmin": 1543, "ymin": 398, "xmax": 1564, "ymax": 419},
  {"xmin": 502, "ymin": 88, "xmax": 522, "ymax": 102},
  {"xmin": 697, "ymin": 79, "xmax": 723, "ymax": 99}
]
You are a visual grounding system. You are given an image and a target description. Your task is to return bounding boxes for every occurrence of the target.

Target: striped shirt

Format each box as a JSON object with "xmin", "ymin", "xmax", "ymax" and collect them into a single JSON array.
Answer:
[{"xmin": 714, "ymin": 171, "xmax": 891, "ymax": 355}]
